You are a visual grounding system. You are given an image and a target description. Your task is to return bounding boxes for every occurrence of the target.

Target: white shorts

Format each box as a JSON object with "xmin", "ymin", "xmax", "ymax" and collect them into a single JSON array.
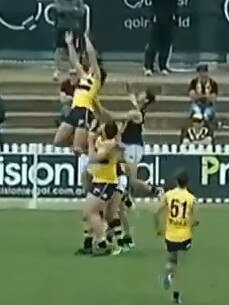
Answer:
[
  {"xmin": 116, "ymin": 174, "xmax": 128, "ymax": 194},
  {"xmin": 79, "ymin": 154, "xmax": 89, "ymax": 174},
  {"xmin": 123, "ymin": 144, "xmax": 143, "ymax": 164}
]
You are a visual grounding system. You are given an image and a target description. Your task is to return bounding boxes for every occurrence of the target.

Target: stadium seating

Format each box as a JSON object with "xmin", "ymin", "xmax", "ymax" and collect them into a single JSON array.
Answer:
[{"xmin": 1, "ymin": 71, "xmax": 229, "ymax": 145}]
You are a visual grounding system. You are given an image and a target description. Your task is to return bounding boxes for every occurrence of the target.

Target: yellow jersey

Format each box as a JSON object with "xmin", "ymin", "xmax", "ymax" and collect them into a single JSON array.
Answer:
[
  {"xmin": 164, "ymin": 187, "xmax": 195, "ymax": 242},
  {"xmin": 72, "ymin": 73, "xmax": 100, "ymax": 112},
  {"xmin": 90, "ymin": 136, "xmax": 118, "ymax": 184}
]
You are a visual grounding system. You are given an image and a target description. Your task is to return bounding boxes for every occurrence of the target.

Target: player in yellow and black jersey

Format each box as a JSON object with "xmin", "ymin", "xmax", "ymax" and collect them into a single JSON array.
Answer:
[
  {"xmin": 54, "ymin": 32, "xmax": 101, "ymax": 155},
  {"xmin": 83, "ymin": 121, "xmax": 120, "ymax": 256},
  {"xmin": 154, "ymin": 170, "xmax": 199, "ymax": 304}
]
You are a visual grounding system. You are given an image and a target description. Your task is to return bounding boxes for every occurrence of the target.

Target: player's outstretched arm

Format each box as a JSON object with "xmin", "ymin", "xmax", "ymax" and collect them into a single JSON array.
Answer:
[
  {"xmin": 94, "ymin": 102, "xmax": 114, "ymax": 123},
  {"xmin": 125, "ymin": 82, "xmax": 140, "ymax": 110},
  {"xmin": 85, "ymin": 36, "xmax": 101, "ymax": 80},
  {"xmin": 65, "ymin": 32, "xmax": 84, "ymax": 77}
]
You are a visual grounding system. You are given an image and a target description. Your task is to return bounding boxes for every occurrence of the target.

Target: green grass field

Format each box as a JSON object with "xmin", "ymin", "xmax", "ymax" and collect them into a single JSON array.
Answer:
[{"xmin": 0, "ymin": 207, "xmax": 228, "ymax": 305}]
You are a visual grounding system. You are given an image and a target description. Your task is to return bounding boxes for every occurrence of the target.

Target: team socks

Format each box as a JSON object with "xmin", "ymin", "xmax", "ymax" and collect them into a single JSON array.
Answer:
[
  {"xmin": 172, "ymin": 291, "xmax": 181, "ymax": 303},
  {"xmin": 83, "ymin": 230, "xmax": 93, "ymax": 249},
  {"xmin": 109, "ymin": 218, "xmax": 123, "ymax": 247},
  {"xmin": 97, "ymin": 240, "xmax": 107, "ymax": 249},
  {"xmin": 122, "ymin": 235, "xmax": 133, "ymax": 245}
]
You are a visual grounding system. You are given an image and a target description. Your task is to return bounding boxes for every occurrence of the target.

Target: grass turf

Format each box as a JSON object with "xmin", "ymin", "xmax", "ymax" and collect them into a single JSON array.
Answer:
[{"xmin": 0, "ymin": 207, "xmax": 228, "ymax": 305}]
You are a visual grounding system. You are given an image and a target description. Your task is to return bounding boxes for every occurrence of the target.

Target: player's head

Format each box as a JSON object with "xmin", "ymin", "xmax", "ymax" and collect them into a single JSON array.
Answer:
[
  {"xmin": 176, "ymin": 170, "xmax": 189, "ymax": 188},
  {"xmin": 102, "ymin": 121, "xmax": 118, "ymax": 139}
]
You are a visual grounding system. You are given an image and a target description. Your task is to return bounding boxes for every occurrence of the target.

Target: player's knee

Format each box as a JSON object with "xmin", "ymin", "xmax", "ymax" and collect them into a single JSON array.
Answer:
[
  {"xmin": 53, "ymin": 135, "xmax": 63, "ymax": 147},
  {"xmin": 85, "ymin": 203, "xmax": 101, "ymax": 220},
  {"xmin": 84, "ymin": 210, "xmax": 92, "ymax": 221},
  {"xmin": 84, "ymin": 206, "xmax": 93, "ymax": 220},
  {"xmin": 73, "ymin": 146, "xmax": 83, "ymax": 156}
]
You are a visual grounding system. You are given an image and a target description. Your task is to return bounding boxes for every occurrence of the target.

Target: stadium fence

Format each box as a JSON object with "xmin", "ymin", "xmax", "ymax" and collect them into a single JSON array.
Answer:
[{"xmin": 0, "ymin": 143, "xmax": 229, "ymax": 209}]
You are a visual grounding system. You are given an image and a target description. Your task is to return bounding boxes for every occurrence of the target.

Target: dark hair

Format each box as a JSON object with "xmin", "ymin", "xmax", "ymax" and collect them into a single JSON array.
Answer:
[
  {"xmin": 80, "ymin": 53, "xmax": 90, "ymax": 73},
  {"xmin": 100, "ymin": 67, "xmax": 107, "ymax": 87},
  {"xmin": 176, "ymin": 170, "xmax": 189, "ymax": 188},
  {"xmin": 145, "ymin": 87, "xmax": 155, "ymax": 102},
  {"xmin": 80, "ymin": 52, "xmax": 107, "ymax": 86},
  {"xmin": 164, "ymin": 179, "xmax": 177, "ymax": 192},
  {"xmin": 104, "ymin": 121, "xmax": 118, "ymax": 139}
]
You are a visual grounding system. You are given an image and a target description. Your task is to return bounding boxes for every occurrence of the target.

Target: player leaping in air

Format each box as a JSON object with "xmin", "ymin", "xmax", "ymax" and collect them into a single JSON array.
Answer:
[
  {"xmin": 76, "ymin": 88, "xmax": 162, "ymax": 256},
  {"xmin": 121, "ymin": 84, "xmax": 163, "ymax": 199},
  {"xmin": 54, "ymin": 32, "xmax": 101, "ymax": 159},
  {"xmin": 154, "ymin": 170, "xmax": 199, "ymax": 304}
]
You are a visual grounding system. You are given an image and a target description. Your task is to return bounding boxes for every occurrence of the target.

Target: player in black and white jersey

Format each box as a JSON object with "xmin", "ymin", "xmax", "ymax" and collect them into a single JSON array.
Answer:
[{"xmin": 121, "ymin": 86, "xmax": 163, "ymax": 199}]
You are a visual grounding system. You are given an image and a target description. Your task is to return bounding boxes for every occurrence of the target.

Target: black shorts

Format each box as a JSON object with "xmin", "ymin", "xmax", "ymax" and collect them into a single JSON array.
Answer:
[
  {"xmin": 65, "ymin": 107, "xmax": 94, "ymax": 129},
  {"xmin": 165, "ymin": 239, "xmax": 192, "ymax": 253},
  {"xmin": 55, "ymin": 28, "xmax": 85, "ymax": 51},
  {"xmin": 90, "ymin": 183, "xmax": 117, "ymax": 202}
]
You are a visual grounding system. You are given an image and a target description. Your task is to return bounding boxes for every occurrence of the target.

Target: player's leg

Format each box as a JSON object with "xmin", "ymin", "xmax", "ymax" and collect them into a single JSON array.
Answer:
[
  {"xmin": 54, "ymin": 121, "xmax": 74, "ymax": 147},
  {"xmin": 54, "ymin": 105, "xmax": 85, "ymax": 148},
  {"xmin": 86, "ymin": 183, "xmax": 117, "ymax": 256},
  {"xmin": 79, "ymin": 154, "xmax": 92, "ymax": 194},
  {"xmin": 170, "ymin": 259, "xmax": 182, "ymax": 305},
  {"xmin": 81, "ymin": 169, "xmax": 92, "ymax": 194},
  {"xmin": 108, "ymin": 211, "xmax": 123, "ymax": 256},
  {"xmin": 161, "ymin": 239, "xmax": 192, "ymax": 303},
  {"xmin": 84, "ymin": 194, "xmax": 107, "ymax": 255},
  {"xmin": 75, "ymin": 216, "xmax": 94, "ymax": 255},
  {"xmin": 72, "ymin": 108, "xmax": 94, "ymax": 155},
  {"xmin": 124, "ymin": 145, "xmax": 162, "ymax": 197},
  {"xmin": 72, "ymin": 127, "xmax": 88, "ymax": 155},
  {"xmin": 75, "ymin": 157, "xmax": 93, "ymax": 255},
  {"xmin": 160, "ymin": 240, "xmax": 178, "ymax": 290},
  {"xmin": 170, "ymin": 239, "xmax": 192, "ymax": 304},
  {"xmin": 119, "ymin": 195, "xmax": 135, "ymax": 251},
  {"xmin": 106, "ymin": 174, "xmax": 128, "ymax": 255}
]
